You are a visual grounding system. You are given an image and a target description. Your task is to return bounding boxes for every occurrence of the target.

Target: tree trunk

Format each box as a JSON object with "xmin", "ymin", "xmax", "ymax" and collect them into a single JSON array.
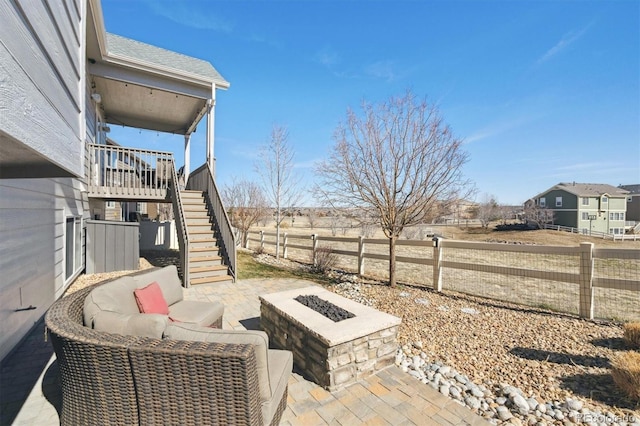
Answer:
[
  {"xmin": 242, "ymin": 230, "xmax": 249, "ymax": 249},
  {"xmin": 389, "ymin": 234, "xmax": 396, "ymax": 287},
  {"xmin": 275, "ymin": 209, "xmax": 281, "ymax": 259}
]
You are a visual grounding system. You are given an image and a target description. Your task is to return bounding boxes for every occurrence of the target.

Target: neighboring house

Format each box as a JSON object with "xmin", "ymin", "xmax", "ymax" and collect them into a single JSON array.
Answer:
[
  {"xmin": 0, "ymin": 0, "xmax": 233, "ymax": 361},
  {"xmin": 619, "ymin": 184, "xmax": 640, "ymax": 223},
  {"xmin": 526, "ymin": 183, "xmax": 629, "ymax": 235}
]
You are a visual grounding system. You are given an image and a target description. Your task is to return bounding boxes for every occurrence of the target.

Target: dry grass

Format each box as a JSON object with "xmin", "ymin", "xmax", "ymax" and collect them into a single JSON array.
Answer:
[
  {"xmin": 611, "ymin": 351, "xmax": 640, "ymax": 401},
  {"xmin": 624, "ymin": 322, "xmax": 640, "ymax": 349}
]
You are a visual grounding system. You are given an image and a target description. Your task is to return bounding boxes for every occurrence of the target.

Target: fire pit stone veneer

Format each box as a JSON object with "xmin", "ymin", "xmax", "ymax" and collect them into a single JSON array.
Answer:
[{"xmin": 259, "ymin": 286, "xmax": 401, "ymax": 391}]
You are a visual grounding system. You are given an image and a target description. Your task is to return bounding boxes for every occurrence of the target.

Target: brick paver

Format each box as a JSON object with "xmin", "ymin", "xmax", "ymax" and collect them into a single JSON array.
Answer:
[{"xmin": 0, "ymin": 277, "xmax": 489, "ymax": 425}]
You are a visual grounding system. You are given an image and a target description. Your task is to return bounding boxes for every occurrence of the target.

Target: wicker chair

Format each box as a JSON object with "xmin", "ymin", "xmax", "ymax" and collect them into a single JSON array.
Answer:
[{"xmin": 45, "ymin": 283, "xmax": 289, "ymax": 426}]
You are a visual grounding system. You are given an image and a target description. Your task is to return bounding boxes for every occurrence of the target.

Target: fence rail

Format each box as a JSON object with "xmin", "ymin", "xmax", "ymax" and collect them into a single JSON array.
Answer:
[
  {"xmin": 247, "ymin": 230, "xmax": 639, "ymax": 321},
  {"xmin": 543, "ymin": 223, "xmax": 640, "ymax": 241}
]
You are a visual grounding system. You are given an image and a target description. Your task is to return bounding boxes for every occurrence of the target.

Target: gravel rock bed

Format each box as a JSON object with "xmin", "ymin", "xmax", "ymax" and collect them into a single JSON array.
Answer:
[{"xmin": 254, "ymin": 254, "xmax": 640, "ymax": 425}]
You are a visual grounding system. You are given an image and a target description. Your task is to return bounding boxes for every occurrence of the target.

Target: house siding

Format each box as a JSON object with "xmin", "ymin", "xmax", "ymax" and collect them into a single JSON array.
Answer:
[
  {"xmin": 0, "ymin": 0, "xmax": 88, "ymax": 361},
  {"xmin": 625, "ymin": 195, "xmax": 640, "ymax": 222},
  {"xmin": 0, "ymin": 0, "xmax": 84, "ymax": 176},
  {"xmin": 0, "ymin": 178, "xmax": 88, "ymax": 361}
]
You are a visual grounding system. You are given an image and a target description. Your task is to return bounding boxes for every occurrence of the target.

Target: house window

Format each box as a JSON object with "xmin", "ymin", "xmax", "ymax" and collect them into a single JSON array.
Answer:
[
  {"xmin": 65, "ymin": 216, "xmax": 82, "ymax": 280},
  {"xmin": 539, "ymin": 198, "xmax": 546, "ymax": 207},
  {"xmin": 582, "ymin": 212, "xmax": 589, "ymax": 220},
  {"xmin": 106, "ymin": 201, "xmax": 115, "ymax": 208},
  {"xmin": 555, "ymin": 197, "xmax": 562, "ymax": 207},
  {"xmin": 610, "ymin": 212, "xmax": 625, "ymax": 221},
  {"xmin": 581, "ymin": 197, "xmax": 589, "ymax": 206},
  {"xmin": 602, "ymin": 196, "xmax": 608, "ymax": 203}
]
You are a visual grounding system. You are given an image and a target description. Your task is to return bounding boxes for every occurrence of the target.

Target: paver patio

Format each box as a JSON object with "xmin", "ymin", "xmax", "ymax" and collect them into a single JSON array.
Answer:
[{"xmin": 1, "ymin": 278, "xmax": 489, "ymax": 425}]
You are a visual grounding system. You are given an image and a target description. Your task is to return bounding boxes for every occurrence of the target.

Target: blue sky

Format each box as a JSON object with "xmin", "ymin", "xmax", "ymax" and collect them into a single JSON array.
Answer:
[{"xmin": 102, "ymin": 0, "xmax": 639, "ymax": 206}]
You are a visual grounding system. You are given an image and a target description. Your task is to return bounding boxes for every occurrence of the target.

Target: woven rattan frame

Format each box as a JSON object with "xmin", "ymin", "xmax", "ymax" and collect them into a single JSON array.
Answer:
[{"xmin": 45, "ymin": 281, "xmax": 287, "ymax": 425}]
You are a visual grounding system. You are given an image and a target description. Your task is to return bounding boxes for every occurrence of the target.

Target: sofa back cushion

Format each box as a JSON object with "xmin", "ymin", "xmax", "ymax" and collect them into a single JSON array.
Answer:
[
  {"xmin": 83, "ymin": 276, "xmax": 140, "ymax": 327},
  {"xmin": 163, "ymin": 323, "xmax": 272, "ymax": 402},
  {"xmin": 93, "ymin": 310, "xmax": 169, "ymax": 338},
  {"xmin": 131, "ymin": 265, "xmax": 183, "ymax": 306}
]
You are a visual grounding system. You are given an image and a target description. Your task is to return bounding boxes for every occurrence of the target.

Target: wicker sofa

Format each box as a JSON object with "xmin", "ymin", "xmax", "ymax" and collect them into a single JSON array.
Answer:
[{"xmin": 45, "ymin": 267, "xmax": 292, "ymax": 426}]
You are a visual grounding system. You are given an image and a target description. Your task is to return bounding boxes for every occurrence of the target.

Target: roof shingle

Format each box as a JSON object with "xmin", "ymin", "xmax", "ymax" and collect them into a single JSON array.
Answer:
[{"xmin": 106, "ymin": 33, "xmax": 228, "ymax": 87}]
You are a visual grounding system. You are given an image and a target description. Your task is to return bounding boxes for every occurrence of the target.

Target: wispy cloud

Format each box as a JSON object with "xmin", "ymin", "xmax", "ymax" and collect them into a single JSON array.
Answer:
[
  {"xmin": 246, "ymin": 33, "xmax": 284, "ymax": 49},
  {"xmin": 294, "ymin": 159, "xmax": 320, "ymax": 169},
  {"xmin": 145, "ymin": 0, "xmax": 234, "ymax": 33},
  {"xmin": 465, "ymin": 115, "xmax": 539, "ymax": 144},
  {"xmin": 554, "ymin": 162, "xmax": 604, "ymax": 172},
  {"xmin": 314, "ymin": 46, "xmax": 339, "ymax": 67},
  {"xmin": 536, "ymin": 23, "xmax": 592, "ymax": 65},
  {"xmin": 365, "ymin": 60, "xmax": 398, "ymax": 82}
]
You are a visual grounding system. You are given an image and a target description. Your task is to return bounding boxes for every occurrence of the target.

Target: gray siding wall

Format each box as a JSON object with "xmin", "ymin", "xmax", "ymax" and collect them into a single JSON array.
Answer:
[
  {"xmin": 0, "ymin": 177, "xmax": 88, "ymax": 361},
  {"xmin": 627, "ymin": 195, "xmax": 640, "ymax": 222},
  {"xmin": 0, "ymin": 0, "xmax": 84, "ymax": 176}
]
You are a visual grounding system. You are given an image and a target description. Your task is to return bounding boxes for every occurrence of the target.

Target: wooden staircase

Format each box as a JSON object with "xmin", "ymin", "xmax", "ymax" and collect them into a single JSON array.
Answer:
[{"xmin": 181, "ymin": 190, "xmax": 233, "ymax": 285}]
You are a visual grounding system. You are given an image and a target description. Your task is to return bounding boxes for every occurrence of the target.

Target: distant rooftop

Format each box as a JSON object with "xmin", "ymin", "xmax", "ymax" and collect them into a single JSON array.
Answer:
[
  {"xmin": 106, "ymin": 33, "xmax": 229, "ymax": 87},
  {"xmin": 553, "ymin": 182, "xmax": 629, "ymax": 197},
  {"xmin": 619, "ymin": 184, "xmax": 640, "ymax": 195}
]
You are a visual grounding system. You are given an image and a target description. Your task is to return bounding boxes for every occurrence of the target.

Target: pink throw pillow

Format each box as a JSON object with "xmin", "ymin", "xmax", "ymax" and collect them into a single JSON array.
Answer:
[{"xmin": 134, "ymin": 282, "xmax": 169, "ymax": 315}]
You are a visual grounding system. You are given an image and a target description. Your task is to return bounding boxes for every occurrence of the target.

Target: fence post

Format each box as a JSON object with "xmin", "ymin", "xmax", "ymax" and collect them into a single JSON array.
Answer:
[
  {"xmin": 432, "ymin": 237, "xmax": 442, "ymax": 292},
  {"xmin": 358, "ymin": 236, "xmax": 365, "ymax": 276},
  {"xmin": 283, "ymin": 232, "xmax": 288, "ymax": 259},
  {"xmin": 579, "ymin": 242, "xmax": 594, "ymax": 319},
  {"xmin": 312, "ymin": 234, "xmax": 318, "ymax": 266},
  {"xmin": 260, "ymin": 231, "xmax": 264, "ymax": 252}
]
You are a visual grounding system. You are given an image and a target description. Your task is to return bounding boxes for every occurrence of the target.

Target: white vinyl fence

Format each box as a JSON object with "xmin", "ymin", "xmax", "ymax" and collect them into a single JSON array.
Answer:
[{"xmin": 247, "ymin": 230, "xmax": 640, "ymax": 322}]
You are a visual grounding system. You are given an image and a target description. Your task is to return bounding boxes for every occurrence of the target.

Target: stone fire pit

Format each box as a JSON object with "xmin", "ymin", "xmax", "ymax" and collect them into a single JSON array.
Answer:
[{"xmin": 259, "ymin": 286, "xmax": 401, "ymax": 391}]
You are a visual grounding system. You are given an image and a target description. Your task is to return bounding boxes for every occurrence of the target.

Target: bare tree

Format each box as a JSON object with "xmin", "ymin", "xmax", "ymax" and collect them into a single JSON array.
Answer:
[
  {"xmin": 256, "ymin": 125, "xmax": 302, "ymax": 259},
  {"xmin": 474, "ymin": 194, "xmax": 500, "ymax": 229},
  {"xmin": 316, "ymin": 91, "xmax": 471, "ymax": 287},
  {"xmin": 307, "ymin": 208, "xmax": 318, "ymax": 230},
  {"xmin": 523, "ymin": 199, "xmax": 554, "ymax": 229},
  {"xmin": 221, "ymin": 177, "xmax": 269, "ymax": 248}
]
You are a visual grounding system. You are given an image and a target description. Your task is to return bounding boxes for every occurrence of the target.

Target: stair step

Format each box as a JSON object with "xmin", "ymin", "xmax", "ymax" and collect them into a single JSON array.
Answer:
[
  {"xmin": 190, "ymin": 255, "xmax": 222, "ymax": 263},
  {"xmin": 182, "ymin": 200, "xmax": 205, "ymax": 206},
  {"xmin": 184, "ymin": 211, "xmax": 209, "ymax": 218},
  {"xmin": 190, "ymin": 246, "xmax": 219, "ymax": 253},
  {"xmin": 191, "ymin": 265, "xmax": 227, "ymax": 274},
  {"xmin": 187, "ymin": 225, "xmax": 214, "ymax": 233},
  {"xmin": 186, "ymin": 218, "xmax": 211, "ymax": 226},
  {"xmin": 190, "ymin": 275, "xmax": 233, "ymax": 286},
  {"xmin": 189, "ymin": 234, "xmax": 217, "ymax": 242},
  {"xmin": 189, "ymin": 265, "xmax": 228, "ymax": 279}
]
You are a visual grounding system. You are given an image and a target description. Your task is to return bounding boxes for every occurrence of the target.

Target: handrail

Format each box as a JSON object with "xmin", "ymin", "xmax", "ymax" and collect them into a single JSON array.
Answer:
[
  {"xmin": 169, "ymin": 160, "xmax": 190, "ymax": 287},
  {"xmin": 187, "ymin": 163, "xmax": 236, "ymax": 281}
]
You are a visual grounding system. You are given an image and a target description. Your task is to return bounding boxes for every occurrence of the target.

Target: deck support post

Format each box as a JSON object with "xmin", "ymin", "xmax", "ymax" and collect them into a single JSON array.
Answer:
[
  {"xmin": 206, "ymin": 92, "xmax": 216, "ymax": 175},
  {"xmin": 184, "ymin": 134, "xmax": 191, "ymax": 183}
]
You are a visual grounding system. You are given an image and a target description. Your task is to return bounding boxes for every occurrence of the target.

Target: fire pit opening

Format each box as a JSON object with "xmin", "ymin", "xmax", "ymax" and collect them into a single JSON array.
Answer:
[{"xmin": 294, "ymin": 294, "xmax": 355, "ymax": 322}]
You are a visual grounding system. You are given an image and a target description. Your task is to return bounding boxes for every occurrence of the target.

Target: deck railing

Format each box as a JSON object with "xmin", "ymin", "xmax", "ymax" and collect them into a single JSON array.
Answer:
[
  {"xmin": 188, "ymin": 163, "xmax": 236, "ymax": 280},
  {"xmin": 87, "ymin": 143, "xmax": 173, "ymax": 200},
  {"xmin": 543, "ymin": 223, "xmax": 639, "ymax": 241}
]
